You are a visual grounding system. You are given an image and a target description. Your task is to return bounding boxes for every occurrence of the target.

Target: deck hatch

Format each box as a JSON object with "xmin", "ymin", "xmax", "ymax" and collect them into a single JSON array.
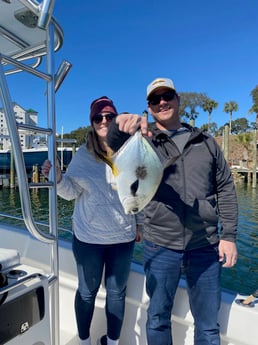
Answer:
[{"xmin": 0, "ymin": 286, "xmax": 45, "ymax": 344}]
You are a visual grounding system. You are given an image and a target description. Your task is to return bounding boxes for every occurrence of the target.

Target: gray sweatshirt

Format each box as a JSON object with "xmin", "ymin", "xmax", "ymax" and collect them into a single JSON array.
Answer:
[{"xmin": 57, "ymin": 145, "xmax": 143, "ymax": 244}]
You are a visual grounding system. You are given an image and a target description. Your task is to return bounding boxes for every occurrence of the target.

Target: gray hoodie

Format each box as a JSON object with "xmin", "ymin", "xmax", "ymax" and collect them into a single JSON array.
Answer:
[
  {"xmin": 107, "ymin": 122, "xmax": 238, "ymax": 251},
  {"xmin": 57, "ymin": 145, "xmax": 143, "ymax": 244}
]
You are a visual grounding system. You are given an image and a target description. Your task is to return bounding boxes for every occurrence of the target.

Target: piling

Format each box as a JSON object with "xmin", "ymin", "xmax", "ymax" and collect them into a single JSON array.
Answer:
[
  {"xmin": 252, "ymin": 127, "xmax": 257, "ymax": 188},
  {"xmin": 9, "ymin": 148, "xmax": 15, "ymax": 188},
  {"xmin": 223, "ymin": 123, "xmax": 229, "ymax": 162},
  {"xmin": 32, "ymin": 165, "xmax": 40, "ymax": 183}
]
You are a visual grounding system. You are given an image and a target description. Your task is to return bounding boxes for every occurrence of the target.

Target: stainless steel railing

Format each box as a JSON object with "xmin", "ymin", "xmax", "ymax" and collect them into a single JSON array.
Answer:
[{"xmin": 0, "ymin": 1, "xmax": 71, "ymax": 344}]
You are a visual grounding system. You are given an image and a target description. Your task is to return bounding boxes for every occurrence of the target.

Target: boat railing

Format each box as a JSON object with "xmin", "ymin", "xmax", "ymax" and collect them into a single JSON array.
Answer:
[
  {"xmin": 0, "ymin": 272, "xmax": 44, "ymax": 295},
  {"xmin": 0, "ymin": 211, "xmax": 73, "ymax": 237},
  {"xmin": 1, "ymin": 0, "xmax": 63, "ymax": 65},
  {"xmin": 17, "ymin": 122, "xmax": 53, "ymax": 135},
  {"xmin": 0, "ymin": 1, "xmax": 71, "ymax": 344},
  {"xmin": 0, "ymin": 25, "xmax": 56, "ymax": 244}
]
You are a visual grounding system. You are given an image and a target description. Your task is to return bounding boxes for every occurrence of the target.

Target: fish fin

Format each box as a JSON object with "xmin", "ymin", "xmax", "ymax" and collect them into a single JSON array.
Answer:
[
  {"xmin": 104, "ymin": 155, "xmax": 119, "ymax": 176},
  {"xmin": 130, "ymin": 179, "xmax": 139, "ymax": 196},
  {"xmin": 111, "ymin": 163, "xmax": 119, "ymax": 177}
]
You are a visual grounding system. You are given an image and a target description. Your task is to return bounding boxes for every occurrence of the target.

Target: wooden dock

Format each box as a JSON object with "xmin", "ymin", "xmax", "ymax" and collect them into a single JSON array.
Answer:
[{"xmin": 231, "ymin": 167, "xmax": 258, "ymax": 184}]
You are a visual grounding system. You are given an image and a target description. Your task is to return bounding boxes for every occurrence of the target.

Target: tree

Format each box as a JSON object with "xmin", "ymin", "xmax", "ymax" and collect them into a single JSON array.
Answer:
[
  {"xmin": 223, "ymin": 101, "xmax": 238, "ymax": 134},
  {"xmin": 179, "ymin": 92, "xmax": 208, "ymax": 124},
  {"xmin": 231, "ymin": 117, "xmax": 250, "ymax": 134},
  {"xmin": 200, "ymin": 122, "xmax": 218, "ymax": 136},
  {"xmin": 202, "ymin": 98, "xmax": 218, "ymax": 133},
  {"xmin": 216, "ymin": 125, "xmax": 225, "ymax": 136},
  {"xmin": 58, "ymin": 126, "xmax": 91, "ymax": 146},
  {"xmin": 236, "ymin": 132, "xmax": 254, "ymax": 147},
  {"xmin": 234, "ymin": 132, "xmax": 254, "ymax": 164},
  {"xmin": 249, "ymin": 85, "xmax": 258, "ymax": 128}
]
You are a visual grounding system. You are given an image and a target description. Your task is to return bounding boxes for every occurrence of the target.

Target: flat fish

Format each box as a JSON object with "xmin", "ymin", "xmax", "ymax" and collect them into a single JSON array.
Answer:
[{"xmin": 109, "ymin": 131, "xmax": 174, "ymax": 215}]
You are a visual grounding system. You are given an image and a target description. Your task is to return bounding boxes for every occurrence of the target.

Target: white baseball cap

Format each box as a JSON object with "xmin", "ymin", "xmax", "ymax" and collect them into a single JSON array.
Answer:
[{"xmin": 146, "ymin": 77, "xmax": 176, "ymax": 99}]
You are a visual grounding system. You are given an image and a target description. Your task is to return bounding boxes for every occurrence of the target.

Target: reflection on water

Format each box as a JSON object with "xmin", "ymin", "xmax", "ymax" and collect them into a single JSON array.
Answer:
[{"xmin": 0, "ymin": 183, "xmax": 257, "ymax": 295}]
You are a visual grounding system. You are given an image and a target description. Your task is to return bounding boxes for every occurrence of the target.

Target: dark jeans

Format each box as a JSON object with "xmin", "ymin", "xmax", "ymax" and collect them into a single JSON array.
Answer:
[
  {"xmin": 72, "ymin": 235, "xmax": 135, "ymax": 340},
  {"xmin": 143, "ymin": 240, "xmax": 221, "ymax": 345}
]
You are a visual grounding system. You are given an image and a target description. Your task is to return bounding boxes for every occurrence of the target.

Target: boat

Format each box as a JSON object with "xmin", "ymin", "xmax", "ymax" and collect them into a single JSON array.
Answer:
[
  {"xmin": 0, "ymin": 146, "xmax": 75, "ymax": 174},
  {"xmin": 0, "ymin": 1, "xmax": 257, "ymax": 345}
]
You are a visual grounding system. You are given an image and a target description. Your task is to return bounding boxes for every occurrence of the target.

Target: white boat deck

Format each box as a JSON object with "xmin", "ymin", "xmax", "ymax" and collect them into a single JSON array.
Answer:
[{"xmin": 1, "ymin": 224, "xmax": 257, "ymax": 345}]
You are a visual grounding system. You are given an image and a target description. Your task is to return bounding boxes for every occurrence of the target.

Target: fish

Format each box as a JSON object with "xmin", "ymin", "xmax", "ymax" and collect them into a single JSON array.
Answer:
[{"xmin": 109, "ymin": 131, "xmax": 176, "ymax": 215}]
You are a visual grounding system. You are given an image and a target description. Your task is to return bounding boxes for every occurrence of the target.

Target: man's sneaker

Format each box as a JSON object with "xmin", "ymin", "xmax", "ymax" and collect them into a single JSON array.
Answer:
[{"xmin": 97, "ymin": 335, "xmax": 107, "ymax": 345}]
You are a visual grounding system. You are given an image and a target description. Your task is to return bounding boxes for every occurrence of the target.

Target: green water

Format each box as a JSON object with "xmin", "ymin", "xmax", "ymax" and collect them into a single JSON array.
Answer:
[{"xmin": 0, "ymin": 183, "xmax": 257, "ymax": 295}]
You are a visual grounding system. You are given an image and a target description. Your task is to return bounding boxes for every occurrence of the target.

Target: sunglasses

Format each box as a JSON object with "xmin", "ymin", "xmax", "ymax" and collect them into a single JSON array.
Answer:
[
  {"xmin": 148, "ymin": 90, "xmax": 176, "ymax": 106},
  {"xmin": 92, "ymin": 113, "xmax": 117, "ymax": 124}
]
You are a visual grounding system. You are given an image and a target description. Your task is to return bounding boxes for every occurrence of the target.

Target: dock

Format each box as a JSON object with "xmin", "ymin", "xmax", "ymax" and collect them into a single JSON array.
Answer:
[{"xmin": 231, "ymin": 167, "xmax": 258, "ymax": 184}]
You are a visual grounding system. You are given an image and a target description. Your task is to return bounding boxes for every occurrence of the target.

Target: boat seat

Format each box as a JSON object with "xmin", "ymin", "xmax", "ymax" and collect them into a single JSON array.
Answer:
[{"xmin": 0, "ymin": 248, "xmax": 20, "ymax": 271}]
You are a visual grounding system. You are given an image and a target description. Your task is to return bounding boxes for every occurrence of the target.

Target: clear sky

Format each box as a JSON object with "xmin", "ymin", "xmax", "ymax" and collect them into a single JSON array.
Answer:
[{"xmin": 6, "ymin": 0, "xmax": 258, "ymax": 134}]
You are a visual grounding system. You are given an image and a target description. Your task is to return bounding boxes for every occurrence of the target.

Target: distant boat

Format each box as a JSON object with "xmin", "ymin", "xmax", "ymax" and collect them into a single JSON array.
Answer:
[{"xmin": 0, "ymin": 147, "xmax": 75, "ymax": 173}]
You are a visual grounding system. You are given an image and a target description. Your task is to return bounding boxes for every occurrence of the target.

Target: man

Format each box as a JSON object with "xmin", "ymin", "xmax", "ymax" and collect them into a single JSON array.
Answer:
[{"xmin": 107, "ymin": 77, "xmax": 238, "ymax": 345}]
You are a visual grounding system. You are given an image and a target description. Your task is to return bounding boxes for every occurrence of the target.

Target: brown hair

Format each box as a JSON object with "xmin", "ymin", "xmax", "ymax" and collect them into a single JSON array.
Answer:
[{"xmin": 85, "ymin": 128, "xmax": 113, "ymax": 165}]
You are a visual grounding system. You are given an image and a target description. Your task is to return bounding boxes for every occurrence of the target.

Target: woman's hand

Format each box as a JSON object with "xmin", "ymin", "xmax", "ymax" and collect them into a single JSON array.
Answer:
[{"xmin": 41, "ymin": 159, "xmax": 62, "ymax": 183}]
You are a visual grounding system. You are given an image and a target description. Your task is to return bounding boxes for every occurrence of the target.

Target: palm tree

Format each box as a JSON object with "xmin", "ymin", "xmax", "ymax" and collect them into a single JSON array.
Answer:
[
  {"xmin": 223, "ymin": 101, "xmax": 238, "ymax": 134},
  {"xmin": 179, "ymin": 92, "xmax": 208, "ymax": 126},
  {"xmin": 249, "ymin": 85, "xmax": 258, "ymax": 128},
  {"xmin": 235, "ymin": 132, "xmax": 254, "ymax": 167},
  {"xmin": 202, "ymin": 99, "xmax": 218, "ymax": 133}
]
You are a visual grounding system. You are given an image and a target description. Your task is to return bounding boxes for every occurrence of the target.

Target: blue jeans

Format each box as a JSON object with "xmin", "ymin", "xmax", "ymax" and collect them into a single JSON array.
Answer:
[
  {"xmin": 143, "ymin": 240, "xmax": 221, "ymax": 345},
  {"xmin": 72, "ymin": 235, "xmax": 135, "ymax": 340}
]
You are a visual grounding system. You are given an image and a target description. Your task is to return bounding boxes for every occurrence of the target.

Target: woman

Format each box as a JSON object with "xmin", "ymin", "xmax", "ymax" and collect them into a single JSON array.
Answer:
[{"xmin": 41, "ymin": 96, "xmax": 143, "ymax": 345}]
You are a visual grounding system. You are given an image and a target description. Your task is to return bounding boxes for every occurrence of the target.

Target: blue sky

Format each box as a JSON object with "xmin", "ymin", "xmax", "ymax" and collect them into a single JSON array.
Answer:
[{"xmin": 6, "ymin": 0, "xmax": 258, "ymax": 134}]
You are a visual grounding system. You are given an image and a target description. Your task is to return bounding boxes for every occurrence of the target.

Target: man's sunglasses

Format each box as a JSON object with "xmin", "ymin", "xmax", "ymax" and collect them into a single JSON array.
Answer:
[
  {"xmin": 148, "ymin": 90, "xmax": 176, "ymax": 106},
  {"xmin": 92, "ymin": 113, "xmax": 117, "ymax": 124}
]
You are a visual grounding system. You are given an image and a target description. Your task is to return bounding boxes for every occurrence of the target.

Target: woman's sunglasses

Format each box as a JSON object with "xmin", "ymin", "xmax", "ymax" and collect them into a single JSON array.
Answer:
[
  {"xmin": 92, "ymin": 113, "xmax": 117, "ymax": 124},
  {"xmin": 148, "ymin": 90, "xmax": 176, "ymax": 106}
]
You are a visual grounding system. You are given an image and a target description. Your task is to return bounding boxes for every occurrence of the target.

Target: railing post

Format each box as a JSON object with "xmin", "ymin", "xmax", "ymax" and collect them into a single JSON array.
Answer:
[{"xmin": 252, "ymin": 127, "xmax": 257, "ymax": 188}]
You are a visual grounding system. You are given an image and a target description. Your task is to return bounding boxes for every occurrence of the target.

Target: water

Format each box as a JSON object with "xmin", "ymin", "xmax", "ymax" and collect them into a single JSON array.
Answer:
[{"xmin": 0, "ymin": 183, "xmax": 257, "ymax": 295}]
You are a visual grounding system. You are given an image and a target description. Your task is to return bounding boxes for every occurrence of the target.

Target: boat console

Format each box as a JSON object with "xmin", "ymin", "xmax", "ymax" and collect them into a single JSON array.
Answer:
[{"xmin": 0, "ymin": 248, "xmax": 51, "ymax": 345}]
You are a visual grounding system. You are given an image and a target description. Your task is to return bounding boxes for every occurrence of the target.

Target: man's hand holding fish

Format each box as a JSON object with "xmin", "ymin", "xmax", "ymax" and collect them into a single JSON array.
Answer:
[{"xmin": 115, "ymin": 112, "xmax": 151, "ymax": 136}]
